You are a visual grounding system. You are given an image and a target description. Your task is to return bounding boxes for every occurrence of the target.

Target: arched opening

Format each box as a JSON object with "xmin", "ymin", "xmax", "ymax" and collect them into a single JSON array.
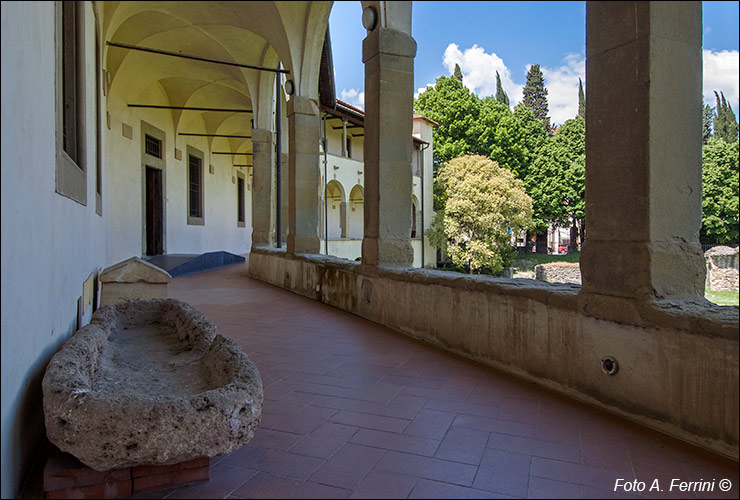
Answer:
[
  {"xmin": 325, "ymin": 180, "xmax": 346, "ymax": 240},
  {"xmin": 349, "ymin": 184, "xmax": 364, "ymax": 240}
]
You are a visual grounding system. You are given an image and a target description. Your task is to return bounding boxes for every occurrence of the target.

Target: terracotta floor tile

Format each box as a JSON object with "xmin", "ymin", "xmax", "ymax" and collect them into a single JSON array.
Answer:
[
  {"xmin": 473, "ymin": 448, "xmax": 531, "ymax": 497},
  {"xmin": 409, "ymin": 478, "xmax": 507, "ymax": 499},
  {"xmin": 288, "ymin": 422, "xmax": 360, "ymax": 459},
  {"xmin": 377, "ymin": 394, "xmax": 428, "ymax": 420},
  {"xmin": 218, "ymin": 447, "xmax": 324, "ymax": 481},
  {"xmin": 350, "ymin": 428, "xmax": 440, "ymax": 456},
  {"xmin": 348, "ymin": 470, "xmax": 418, "ymax": 499},
  {"xmin": 526, "ymin": 476, "xmax": 584, "ymax": 499},
  {"xmin": 229, "ymin": 473, "xmax": 351, "ymax": 499},
  {"xmin": 308, "ymin": 443, "xmax": 385, "ymax": 490},
  {"xmin": 246, "ymin": 429, "xmax": 304, "ymax": 452},
  {"xmin": 374, "ymin": 451, "xmax": 478, "ymax": 487},
  {"xmin": 330, "ymin": 410, "xmax": 410, "ymax": 433},
  {"xmin": 402, "ymin": 409, "xmax": 456, "ymax": 440},
  {"xmin": 486, "ymin": 432, "xmax": 581, "ymax": 464},
  {"xmin": 529, "ymin": 456, "xmax": 627, "ymax": 490},
  {"xmin": 434, "ymin": 427, "xmax": 489, "ymax": 465},
  {"xmin": 453, "ymin": 413, "xmax": 536, "ymax": 438},
  {"xmin": 271, "ymin": 405, "xmax": 338, "ymax": 435},
  {"xmin": 164, "ymin": 464, "xmax": 257, "ymax": 499}
]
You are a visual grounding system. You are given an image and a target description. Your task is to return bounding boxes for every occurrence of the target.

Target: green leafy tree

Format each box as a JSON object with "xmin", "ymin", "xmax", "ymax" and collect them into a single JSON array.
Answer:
[
  {"xmin": 453, "ymin": 63, "xmax": 463, "ymax": 82},
  {"xmin": 525, "ymin": 115, "xmax": 586, "ymax": 246},
  {"xmin": 714, "ymin": 91, "xmax": 739, "ymax": 143},
  {"xmin": 522, "ymin": 64, "xmax": 551, "ymax": 133},
  {"xmin": 701, "ymin": 138, "xmax": 739, "ymax": 244},
  {"xmin": 414, "ymin": 75, "xmax": 483, "ymax": 210},
  {"xmin": 703, "ymin": 104, "xmax": 714, "ymax": 144},
  {"xmin": 578, "ymin": 78, "xmax": 586, "ymax": 119},
  {"xmin": 428, "ymin": 155, "xmax": 533, "ymax": 274},
  {"xmin": 495, "ymin": 71, "xmax": 510, "ymax": 107}
]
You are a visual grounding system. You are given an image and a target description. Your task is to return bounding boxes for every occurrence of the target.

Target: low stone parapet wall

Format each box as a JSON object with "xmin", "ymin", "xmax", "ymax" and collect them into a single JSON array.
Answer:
[{"xmin": 535, "ymin": 262, "xmax": 582, "ymax": 285}]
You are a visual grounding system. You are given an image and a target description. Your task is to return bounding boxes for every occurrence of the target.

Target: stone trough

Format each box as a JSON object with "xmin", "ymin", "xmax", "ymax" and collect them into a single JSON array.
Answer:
[{"xmin": 43, "ymin": 299, "xmax": 263, "ymax": 472}]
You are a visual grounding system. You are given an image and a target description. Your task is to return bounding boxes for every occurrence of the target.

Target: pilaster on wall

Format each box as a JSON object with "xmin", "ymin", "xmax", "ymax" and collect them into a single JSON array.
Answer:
[
  {"xmin": 251, "ymin": 128, "xmax": 275, "ymax": 247},
  {"xmin": 361, "ymin": 26, "xmax": 417, "ymax": 267},
  {"xmin": 581, "ymin": 1, "xmax": 705, "ymax": 308},
  {"xmin": 286, "ymin": 96, "xmax": 321, "ymax": 255}
]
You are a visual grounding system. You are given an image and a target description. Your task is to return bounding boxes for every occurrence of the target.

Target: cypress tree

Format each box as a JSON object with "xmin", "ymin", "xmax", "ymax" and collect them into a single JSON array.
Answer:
[
  {"xmin": 495, "ymin": 71, "xmax": 510, "ymax": 107},
  {"xmin": 522, "ymin": 64, "xmax": 551, "ymax": 133},
  {"xmin": 715, "ymin": 91, "xmax": 739, "ymax": 143},
  {"xmin": 578, "ymin": 78, "xmax": 586, "ymax": 118},
  {"xmin": 454, "ymin": 63, "xmax": 463, "ymax": 82},
  {"xmin": 702, "ymin": 104, "xmax": 714, "ymax": 144}
]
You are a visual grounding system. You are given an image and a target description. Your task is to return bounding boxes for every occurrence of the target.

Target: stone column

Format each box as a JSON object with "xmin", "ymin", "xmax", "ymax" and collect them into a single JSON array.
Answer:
[
  {"xmin": 581, "ymin": 1, "xmax": 705, "ymax": 310},
  {"xmin": 286, "ymin": 95, "xmax": 321, "ymax": 255},
  {"xmin": 361, "ymin": 26, "xmax": 417, "ymax": 267},
  {"xmin": 251, "ymin": 128, "xmax": 274, "ymax": 247}
]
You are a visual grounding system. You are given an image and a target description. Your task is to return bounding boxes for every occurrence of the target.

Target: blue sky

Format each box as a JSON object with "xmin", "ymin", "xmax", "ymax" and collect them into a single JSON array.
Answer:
[{"xmin": 329, "ymin": 1, "xmax": 740, "ymax": 126}]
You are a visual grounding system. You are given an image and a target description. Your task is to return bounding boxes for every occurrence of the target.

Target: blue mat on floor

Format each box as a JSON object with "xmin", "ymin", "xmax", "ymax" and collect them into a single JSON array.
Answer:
[{"xmin": 147, "ymin": 251, "xmax": 245, "ymax": 277}]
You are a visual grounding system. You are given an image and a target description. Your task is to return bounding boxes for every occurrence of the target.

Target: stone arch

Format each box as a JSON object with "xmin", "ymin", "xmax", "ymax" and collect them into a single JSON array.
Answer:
[
  {"xmin": 326, "ymin": 180, "xmax": 347, "ymax": 239},
  {"xmin": 349, "ymin": 185, "xmax": 364, "ymax": 240}
]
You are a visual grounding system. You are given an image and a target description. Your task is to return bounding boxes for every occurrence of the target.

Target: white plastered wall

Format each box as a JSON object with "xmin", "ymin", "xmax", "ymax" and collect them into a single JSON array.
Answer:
[
  {"xmin": 1, "ymin": 3, "xmax": 106, "ymax": 497},
  {"xmin": 105, "ymin": 87, "xmax": 252, "ymax": 264}
]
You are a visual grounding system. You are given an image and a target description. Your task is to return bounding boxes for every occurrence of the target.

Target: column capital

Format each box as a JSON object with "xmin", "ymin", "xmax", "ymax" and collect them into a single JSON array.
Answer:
[
  {"xmin": 251, "ymin": 128, "xmax": 273, "ymax": 144},
  {"xmin": 286, "ymin": 95, "xmax": 319, "ymax": 118},
  {"xmin": 362, "ymin": 26, "xmax": 417, "ymax": 62}
]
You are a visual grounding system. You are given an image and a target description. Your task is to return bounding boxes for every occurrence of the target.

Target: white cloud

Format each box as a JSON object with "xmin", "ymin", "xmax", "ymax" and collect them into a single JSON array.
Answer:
[
  {"xmin": 442, "ymin": 43, "xmax": 521, "ymax": 105},
  {"xmin": 703, "ymin": 49, "xmax": 739, "ymax": 115},
  {"xmin": 540, "ymin": 53, "xmax": 585, "ymax": 127},
  {"xmin": 415, "ymin": 83, "xmax": 434, "ymax": 99},
  {"xmin": 440, "ymin": 43, "xmax": 584, "ymax": 126},
  {"xmin": 339, "ymin": 88, "xmax": 364, "ymax": 108}
]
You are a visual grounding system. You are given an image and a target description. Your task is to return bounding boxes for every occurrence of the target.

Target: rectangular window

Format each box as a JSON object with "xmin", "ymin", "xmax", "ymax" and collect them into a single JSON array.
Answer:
[
  {"xmin": 55, "ymin": 0, "xmax": 87, "ymax": 204},
  {"xmin": 187, "ymin": 147, "xmax": 204, "ymax": 225},
  {"xmin": 237, "ymin": 174, "xmax": 245, "ymax": 227},
  {"xmin": 145, "ymin": 134, "xmax": 162, "ymax": 158}
]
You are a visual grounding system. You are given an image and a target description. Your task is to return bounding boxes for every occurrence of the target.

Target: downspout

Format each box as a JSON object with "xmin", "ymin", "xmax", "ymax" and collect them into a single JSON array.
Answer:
[
  {"xmin": 275, "ymin": 63, "xmax": 282, "ymax": 249},
  {"xmin": 323, "ymin": 114, "xmax": 329, "ymax": 254},
  {"xmin": 420, "ymin": 142, "xmax": 430, "ymax": 268}
]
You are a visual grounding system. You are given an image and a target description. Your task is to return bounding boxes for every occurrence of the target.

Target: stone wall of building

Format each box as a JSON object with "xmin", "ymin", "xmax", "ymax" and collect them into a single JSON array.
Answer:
[
  {"xmin": 535, "ymin": 262, "xmax": 582, "ymax": 285},
  {"xmin": 705, "ymin": 246, "xmax": 739, "ymax": 292}
]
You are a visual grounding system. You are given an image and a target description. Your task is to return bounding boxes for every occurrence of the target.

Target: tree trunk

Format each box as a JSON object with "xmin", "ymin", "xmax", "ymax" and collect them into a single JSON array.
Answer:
[
  {"xmin": 570, "ymin": 220, "xmax": 579, "ymax": 252},
  {"xmin": 536, "ymin": 233, "xmax": 549, "ymax": 254}
]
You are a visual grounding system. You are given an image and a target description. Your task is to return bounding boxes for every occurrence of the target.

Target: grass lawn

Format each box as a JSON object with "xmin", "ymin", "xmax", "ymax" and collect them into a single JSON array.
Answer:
[
  {"xmin": 512, "ymin": 251, "xmax": 581, "ymax": 274},
  {"xmin": 705, "ymin": 290, "xmax": 740, "ymax": 306}
]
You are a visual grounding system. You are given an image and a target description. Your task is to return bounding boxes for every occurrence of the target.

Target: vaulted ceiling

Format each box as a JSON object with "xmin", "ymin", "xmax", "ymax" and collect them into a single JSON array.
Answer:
[{"xmin": 101, "ymin": 1, "xmax": 333, "ymax": 149}]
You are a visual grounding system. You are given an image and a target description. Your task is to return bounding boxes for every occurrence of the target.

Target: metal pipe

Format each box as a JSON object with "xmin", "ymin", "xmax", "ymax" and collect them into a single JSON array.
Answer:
[
  {"xmin": 107, "ymin": 41, "xmax": 291, "ymax": 74},
  {"xmin": 128, "ymin": 104, "xmax": 252, "ymax": 113},
  {"xmin": 212, "ymin": 151, "xmax": 252, "ymax": 155},
  {"xmin": 179, "ymin": 133, "xmax": 251, "ymax": 138},
  {"xmin": 420, "ymin": 142, "xmax": 430, "ymax": 268},
  {"xmin": 323, "ymin": 114, "xmax": 329, "ymax": 254},
  {"xmin": 275, "ymin": 64, "xmax": 282, "ymax": 249}
]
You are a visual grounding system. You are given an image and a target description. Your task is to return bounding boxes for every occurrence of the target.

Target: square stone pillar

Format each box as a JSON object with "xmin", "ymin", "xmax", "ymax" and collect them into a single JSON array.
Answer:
[
  {"xmin": 581, "ymin": 1, "xmax": 705, "ymax": 305},
  {"xmin": 362, "ymin": 27, "xmax": 417, "ymax": 267},
  {"xmin": 251, "ymin": 128, "xmax": 274, "ymax": 247},
  {"xmin": 286, "ymin": 96, "xmax": 321, "ymax": 255}
]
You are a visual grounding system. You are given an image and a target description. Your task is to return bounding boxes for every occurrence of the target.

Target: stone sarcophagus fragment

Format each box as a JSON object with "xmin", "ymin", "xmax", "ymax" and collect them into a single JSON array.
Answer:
[{"xmin": 42, "ymin": 299, "xmax": 262, "ymax": 471}]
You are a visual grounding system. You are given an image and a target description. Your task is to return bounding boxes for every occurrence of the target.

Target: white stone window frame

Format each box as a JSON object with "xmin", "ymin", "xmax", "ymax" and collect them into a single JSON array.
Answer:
[
  {"xmin": 236, "ymin": 171, "xmax": 246, "ymax": 228},
  {"xmin": 186, "ymin": 146, "xmax": 205, "ymax": 226},
  {"xmin": 55, "ymin": 0, "xmax": 87, "ymax": 205}
]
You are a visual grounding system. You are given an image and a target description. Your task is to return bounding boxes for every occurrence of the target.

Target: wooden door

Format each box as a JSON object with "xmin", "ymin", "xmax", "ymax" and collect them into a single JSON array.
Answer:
[{"xmin": 145, "ymin": 167, "xmax": 163, "ymax": 255}]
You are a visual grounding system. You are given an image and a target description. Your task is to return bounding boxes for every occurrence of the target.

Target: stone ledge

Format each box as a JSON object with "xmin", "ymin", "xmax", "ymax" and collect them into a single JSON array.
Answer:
[{"xmin": 251, "ymin": 246, "xmax": 738, "ymax": 338}]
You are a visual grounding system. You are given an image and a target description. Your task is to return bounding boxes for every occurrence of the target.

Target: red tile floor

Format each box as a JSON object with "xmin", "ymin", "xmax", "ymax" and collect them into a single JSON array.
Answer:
[{"xmin": 25, "ymin": 259, "xmax": 740, "ymax": 499}]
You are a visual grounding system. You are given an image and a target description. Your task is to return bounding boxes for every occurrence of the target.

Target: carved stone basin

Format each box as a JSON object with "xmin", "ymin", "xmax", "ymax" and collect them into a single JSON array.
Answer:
[{"xmin": 42, "ymin": 299, "xmax": 263, "ymax": 471}]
